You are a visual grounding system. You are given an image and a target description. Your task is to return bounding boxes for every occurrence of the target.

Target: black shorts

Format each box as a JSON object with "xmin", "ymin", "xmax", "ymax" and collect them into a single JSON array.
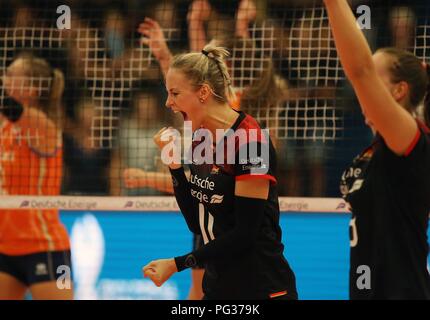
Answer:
[
  {"xmin": 192, "ymin": 234, "xmax": 205, "ymax": 270},
  {"xmin": 0, "ymin": 250, "xmax": 72, "ymax": 286}
]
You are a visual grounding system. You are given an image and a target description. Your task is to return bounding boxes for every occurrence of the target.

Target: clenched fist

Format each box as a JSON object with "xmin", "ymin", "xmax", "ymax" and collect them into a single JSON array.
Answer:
[
  {"xmin": 153, "ymin": 126, "xmax": 182, "ymax": 170},
  {"xmin": 142, "ymin": 258, "xmax": 178, "ymax": 287}
]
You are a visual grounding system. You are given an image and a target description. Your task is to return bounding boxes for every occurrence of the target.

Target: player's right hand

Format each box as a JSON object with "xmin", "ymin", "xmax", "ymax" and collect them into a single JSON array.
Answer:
[
  {"xmin": 153, "ymin": 127, "xmax": 182, "ymax": 170},
  {"xmin": 153, "ymin": 126, "xmax": 175, "ymax": 150}
]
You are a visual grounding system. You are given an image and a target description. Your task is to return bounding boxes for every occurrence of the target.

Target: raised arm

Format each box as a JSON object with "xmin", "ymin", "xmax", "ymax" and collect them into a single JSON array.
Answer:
[
  {"xmin": 324, "ymin": 0, "xmax": 417, "ymax": 155},
  {"xmin": 138, "ymin": 17, "xmax": 173, "ymax": 78},
  {"xmin": 187, "ymin": 0, "xmax": 211, "ymax": 51},
  {"xmin": 235, "ymin": 0, "xmax": 257, "ymax": 39}
]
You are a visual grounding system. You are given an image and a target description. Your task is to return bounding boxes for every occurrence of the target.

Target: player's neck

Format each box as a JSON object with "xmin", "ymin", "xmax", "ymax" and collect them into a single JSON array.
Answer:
[{"xmin": 202, "ymin": 101, "xmax": 240, "ymax": 139}]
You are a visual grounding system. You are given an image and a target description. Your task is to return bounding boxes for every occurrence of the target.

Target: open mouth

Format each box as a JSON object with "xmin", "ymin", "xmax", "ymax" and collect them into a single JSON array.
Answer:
[
  {"xmin": 172, "ymin": 109, "xmax": 189, "ymax": 121},
  {"xmin": 180, "ymin": 111, "xmax": 188, "ymax": 121}
]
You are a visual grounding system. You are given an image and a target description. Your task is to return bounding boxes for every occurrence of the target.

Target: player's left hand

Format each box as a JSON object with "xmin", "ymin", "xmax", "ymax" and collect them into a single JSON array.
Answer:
[{"xmin": 142, "ymin": 258, "xmax": 178, "ymax": 287}]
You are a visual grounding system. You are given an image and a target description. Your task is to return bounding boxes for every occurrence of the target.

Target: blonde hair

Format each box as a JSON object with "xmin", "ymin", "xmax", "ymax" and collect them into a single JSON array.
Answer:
[
  {"xmin": 241, "ymin": 59, "xmax": 288, "ymax": 112},
  {"xmin": 170, "ymin": 42, "xmax": 235, "ymax": 103},
  {"xmin": 12, "ymin": 53, "xmax": 64, "ymax": 128}
]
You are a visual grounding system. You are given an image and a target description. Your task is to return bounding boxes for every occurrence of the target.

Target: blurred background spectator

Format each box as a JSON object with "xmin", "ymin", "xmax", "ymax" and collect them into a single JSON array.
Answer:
[
  {"xmin": 0, "ymin": 0, "xmax": 427, "ymax": 197},
  {"xmin": 62, "ymin": 95, "xmax": 113, "ymax": 195},
  {"xmin": 111, "ymin": 81, "xmax": 173, "ymax": 196}
]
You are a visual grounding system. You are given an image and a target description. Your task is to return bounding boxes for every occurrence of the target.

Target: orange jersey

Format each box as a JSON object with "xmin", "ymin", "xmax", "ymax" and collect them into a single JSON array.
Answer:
[{"xmin": 0, "ymin": 120, "xmax": 70, "ymax": 255}]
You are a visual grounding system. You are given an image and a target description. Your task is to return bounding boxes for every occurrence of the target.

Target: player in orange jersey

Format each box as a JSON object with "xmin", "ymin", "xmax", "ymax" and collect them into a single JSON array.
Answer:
[{"xmin": 0, "ymin": 53, "xmax": 73, "ymax": 300}]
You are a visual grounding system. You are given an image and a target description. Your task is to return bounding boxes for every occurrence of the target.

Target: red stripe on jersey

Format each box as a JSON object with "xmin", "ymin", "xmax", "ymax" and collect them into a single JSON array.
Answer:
[
  {"xmin": 417, "ymin": 119, "xmax": 430, "ymax": 134},
  {"xmin": 404, "ymin": 129, "xmax": 421, "ymax": 157},
  {"xmin": 236, "ymin": 174, "xmax": 277, "ymax": 184},
  {"xmin": 269, "ymin": 290, "xmax": 288, "ymax": 298},
  {"xmin": 236, "ymin": 114, "xmax": 269, "ymax": 149}
]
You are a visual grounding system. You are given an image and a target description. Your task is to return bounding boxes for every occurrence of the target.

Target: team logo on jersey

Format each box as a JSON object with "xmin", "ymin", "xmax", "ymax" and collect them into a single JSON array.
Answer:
[
  {"xmin": 210, "ymin": 194, "xmax": 224, "ymax": 204},
  {"xmin": 35, "ymin": 263, "xmax": 48, "ymax": 276},
  {"xmin": 362, "ymin": 148, "xmax": 374, "ymax": 159},
  {"xmin": 210, "ymin": 165, "xmax": 220, "ymax": 175},
  {"xmin": 348, "ymin": 179, "xmax": 364, "ymax": 194},
  {"xmin": 240, "ymin": 156, "xmax": 267, "ymax": 171}
]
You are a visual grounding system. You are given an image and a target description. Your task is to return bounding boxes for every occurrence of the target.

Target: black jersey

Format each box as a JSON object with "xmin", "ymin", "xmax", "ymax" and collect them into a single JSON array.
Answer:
[
  {"xmin": 171, "ymin": 111, "xmax": 297, "ymax": 300},
  {"xmin": 340, "ymin": 122, "xmax": 430, "ymax": 300}
]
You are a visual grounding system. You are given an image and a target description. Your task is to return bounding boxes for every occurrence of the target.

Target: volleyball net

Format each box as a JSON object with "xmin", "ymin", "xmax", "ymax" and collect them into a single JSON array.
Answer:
[{"xmin": 0, "ymin": 0, "xmax": 429, "ymax": 206}]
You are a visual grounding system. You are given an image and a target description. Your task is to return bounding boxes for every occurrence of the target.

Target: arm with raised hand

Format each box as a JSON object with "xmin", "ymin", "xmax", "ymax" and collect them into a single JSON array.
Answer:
[
  {"xmin": 138, "ymin": 17, "xmax": 173, "ymax": 78},
  {"xmin": 235, "ymin": 0, "xmax": 257, "ymax": 39},
  {"xmin": 324, "ymin": 0, "xmax": 417, "ymax": 155},
  {"xmin": 187, "ymin": 0, "xmax": 211, "ymax": 51}
]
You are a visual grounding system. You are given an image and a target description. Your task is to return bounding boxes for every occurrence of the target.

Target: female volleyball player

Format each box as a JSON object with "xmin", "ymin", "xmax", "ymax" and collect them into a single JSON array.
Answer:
[
  {"xmin": 324, "ymin": 0, "xmax": 430, "ymax": 299},
  {"xmin": 142, "ymin": 43, "xmax": 297, "ymax": 300},
  {"xmin": 0, "ymin": 53, "xmax": 73, "ymax": 299},
  {"xmin": 138, "ymin": 18, "xmax": 205, "ymax": 300}
]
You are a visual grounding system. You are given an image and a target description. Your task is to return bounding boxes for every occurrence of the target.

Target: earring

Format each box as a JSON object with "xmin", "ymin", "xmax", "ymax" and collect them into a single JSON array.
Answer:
[{"xmin": 200, "ymin": 98, "xmax": 204, "ymax": 103}]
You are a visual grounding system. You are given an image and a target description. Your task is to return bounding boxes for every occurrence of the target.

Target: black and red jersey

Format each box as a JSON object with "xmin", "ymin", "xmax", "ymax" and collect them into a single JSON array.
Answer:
[
  {"xmin": 340, "ymin": 121, "xmax": 430, "ymax": 299},
  {"xmin": 171, "ymin": 111, "xmax": 297, "ymax": 299}
]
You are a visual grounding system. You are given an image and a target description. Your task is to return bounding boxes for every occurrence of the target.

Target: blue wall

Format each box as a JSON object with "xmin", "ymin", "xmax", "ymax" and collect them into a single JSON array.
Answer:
[
  {"xmin": 60, "ymin": 211, "xmax": 428, "ymax": 300},
  {"xmin": 281, "ymin": 213, "xmax": 350, "ymax": 299}
]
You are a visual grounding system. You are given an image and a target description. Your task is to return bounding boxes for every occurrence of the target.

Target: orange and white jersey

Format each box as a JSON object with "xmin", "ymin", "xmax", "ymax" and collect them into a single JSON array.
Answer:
[{"xmin": 0, "ymin": 120, "xmax": 70, "ymax": 255}]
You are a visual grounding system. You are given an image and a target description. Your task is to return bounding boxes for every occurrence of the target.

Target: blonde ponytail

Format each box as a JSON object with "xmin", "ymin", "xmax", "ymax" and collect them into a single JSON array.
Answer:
[
  {"xmin": 171, "ymin": 42, "xmax": 234, "ymax": 103},
  {"xmin": 201, "ymin": 42, "xmax": 235, "ymax": 101}
]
